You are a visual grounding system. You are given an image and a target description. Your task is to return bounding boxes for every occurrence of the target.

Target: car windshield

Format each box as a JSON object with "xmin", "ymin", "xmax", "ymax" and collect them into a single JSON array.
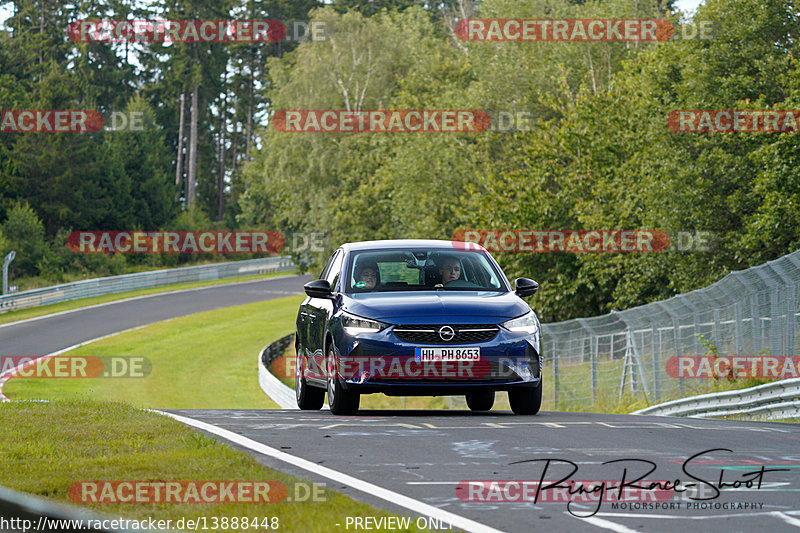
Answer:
[{"xmin": 346, "ymin": 249, "xmax": 506, "ymax": 293}]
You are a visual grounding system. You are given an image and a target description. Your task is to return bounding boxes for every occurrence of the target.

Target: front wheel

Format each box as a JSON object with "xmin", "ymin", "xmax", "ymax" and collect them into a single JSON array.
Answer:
[
  {"xmin": 466, "ymin": 390, "xmax": 495, "ymax": 411},
  {"xmin": 296, "ymin": 352, "xmax": 324, "ymax": 410},
  {"xmin": 509, "ymin": 384, "xmax": 542, "ymax": 415},
  {"xmin": 326, "ymin": 344, "xmax": 360, "ymax": 415}
]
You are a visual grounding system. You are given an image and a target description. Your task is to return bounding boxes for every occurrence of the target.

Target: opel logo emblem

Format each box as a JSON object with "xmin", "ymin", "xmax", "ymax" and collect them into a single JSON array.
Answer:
[{"xmin": 438, "ymin": 325, "xmax": 455, "ymax": 342}]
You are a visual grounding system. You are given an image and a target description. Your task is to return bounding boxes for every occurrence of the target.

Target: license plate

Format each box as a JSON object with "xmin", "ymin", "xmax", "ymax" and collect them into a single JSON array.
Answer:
[{"xmin": 415, "ymin": 347, "xmax": 481, "ymax": 361}]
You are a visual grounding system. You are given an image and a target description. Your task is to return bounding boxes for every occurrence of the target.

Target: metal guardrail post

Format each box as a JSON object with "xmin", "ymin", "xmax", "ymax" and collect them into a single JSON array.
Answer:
[
  {"xmin": 741, "ymin": 272, "xmax": 764, "ymax": 353},
  {"xmin": 754, "ymin": 267, "xmax": 783, "ymax": 357},
  {"xmin": 787, "ymin": 255, "xmax": 800, "ymax": 354},
  {"xmin": 678, "ymin": 295, "xmax": 702, "ymax": 357},
  {"xmin": 734, "ymin": 302, "xmax": 743, "ymax": 355},
  {"xmin": 612, "ymin": 310, "xmax": 651, "ymax": 402},
  {"xmin": 591, "ymin": 337, "xmax": 598, "ymax": 403},
  {"xmin": 577, "ymin": 318, "xmax": 597, "ymax": 403},
  {"xmin": 656, "ymin": 301, "xmax": 683, "ymax": 395},
  {"xmin": 552, "ymin": 339, "xmax": 559, "ymax": 409},
  {"xmin": 2, "ymin": 251, "xmax": 15, "ymax": 296},
  {"xmin": 717, "ymin": 280, "xmax": 744, "ymax": 356},
  {"xmin": 768, "ymin": 260, "xmax": 797, "ymax": 356},
  {"xmin": 651, "ymin": 323, "xmax": 659, "ymax": 402}
]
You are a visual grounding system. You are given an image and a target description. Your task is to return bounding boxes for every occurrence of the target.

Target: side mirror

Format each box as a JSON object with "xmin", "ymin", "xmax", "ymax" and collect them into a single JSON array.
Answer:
[
  {"xmin": 514, "ymin": 277, "xmax": 539, "ymax": 297},
  {"xmin": 304, "ymin": 279, "xmax": 333, "ymax": 299}
]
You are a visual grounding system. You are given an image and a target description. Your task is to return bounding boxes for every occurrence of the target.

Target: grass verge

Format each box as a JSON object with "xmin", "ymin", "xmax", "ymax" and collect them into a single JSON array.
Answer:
[
  {"xmin": 3, "ymin": 296, "xmax": 303, "ymax": 408},
  {"xmin": 0, "ymin": 400, "xmax": 429, "ymax": 532},
  {"xmin": 0, "ymin": 269, "xmax": 296, "ymax": 326}
]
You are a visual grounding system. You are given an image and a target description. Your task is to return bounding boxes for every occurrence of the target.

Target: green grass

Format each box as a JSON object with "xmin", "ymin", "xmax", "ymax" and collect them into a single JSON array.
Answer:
[
  {"xmin": 2, "ymin": 293, "xmax": 447, "ymax": 531},
  {"xmin": 3, "ymin": 296, "xmax": 304, "ymax": 408},
  {"xmin": 0, "ymin": 400, "xmax": 430, "ymax": 532},
  {"xmin": 0, "ymin": 269, "xmax": 296, "ymax": 326}
]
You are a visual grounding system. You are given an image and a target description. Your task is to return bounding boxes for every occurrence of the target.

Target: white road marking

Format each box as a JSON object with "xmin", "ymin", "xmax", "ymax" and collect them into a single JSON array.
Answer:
[
  {"xmin": 156, "ymin": 410, "xmax": 505, "ymax": 533},
  {"xmin": 774, "ymin": 512, "xmax": 800, "ymax": 527},
  {"xmin": 319, "ymin": 422, "xmax": 422, "ymax": 429},
  {"xmin": 573, "ymin": 515, "xmax": 641, "ymax": 533}
]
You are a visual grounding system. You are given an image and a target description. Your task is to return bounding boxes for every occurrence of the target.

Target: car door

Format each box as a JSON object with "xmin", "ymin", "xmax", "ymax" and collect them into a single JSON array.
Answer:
[
  {"xmin": 295, "ymin": 294, "xmax": 311, "ymax": 371},
  {"xmin": 306, "ymin": 249, "xmax": 343, "ymax": 383},
  {"xmin": 297, "ymin": 251, "xmax": 334, "ymax": 381}
]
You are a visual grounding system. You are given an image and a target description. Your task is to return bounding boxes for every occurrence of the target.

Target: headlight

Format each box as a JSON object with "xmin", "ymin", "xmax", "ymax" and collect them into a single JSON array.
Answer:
[
  {"xmin": 502, "ymin": 311, "xmax": 539, "ymax": 335},
  {"xmin": 342, "ymin": 311, "xmax": 387, "ymax": 336}
]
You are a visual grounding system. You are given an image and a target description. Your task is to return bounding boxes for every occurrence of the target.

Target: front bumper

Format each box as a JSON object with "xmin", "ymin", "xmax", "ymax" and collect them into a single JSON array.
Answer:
[{"xmin": 331, "ymin": 322, "xmax": 542, "ymax": 394}]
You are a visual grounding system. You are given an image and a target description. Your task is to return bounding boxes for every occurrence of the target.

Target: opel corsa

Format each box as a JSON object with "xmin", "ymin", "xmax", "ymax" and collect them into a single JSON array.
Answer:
[{"xmin": 294, "ymin": 240, "xmax": 542, "ymax": 415}]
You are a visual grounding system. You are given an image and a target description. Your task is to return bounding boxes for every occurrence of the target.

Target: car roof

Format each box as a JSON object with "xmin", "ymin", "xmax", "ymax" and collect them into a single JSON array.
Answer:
[{"xmin": 339, "ymin": 239, "xmax": 486, "ymax": 252}]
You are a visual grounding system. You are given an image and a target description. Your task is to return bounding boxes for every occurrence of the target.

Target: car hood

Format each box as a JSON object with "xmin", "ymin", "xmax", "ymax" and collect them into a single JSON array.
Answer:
[{"xmin": 342, "ymin": 291, "xmax": 529, "ymax": 322}]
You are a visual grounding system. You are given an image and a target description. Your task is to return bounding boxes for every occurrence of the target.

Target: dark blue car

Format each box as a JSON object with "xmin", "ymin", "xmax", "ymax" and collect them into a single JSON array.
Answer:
[{"xmin": 295, "ymin": 239, "xmax": 542, "ymax": 415}]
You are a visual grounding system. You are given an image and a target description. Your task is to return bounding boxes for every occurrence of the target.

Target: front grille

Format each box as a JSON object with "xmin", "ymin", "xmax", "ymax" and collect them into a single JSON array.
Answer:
[
  {"xmin": 392, "ymin": 324, "xmax": 500, "ymax": 344},
  {"xmin": 367, "ymin": 359, "xmax": 523, "ymax": 383}
]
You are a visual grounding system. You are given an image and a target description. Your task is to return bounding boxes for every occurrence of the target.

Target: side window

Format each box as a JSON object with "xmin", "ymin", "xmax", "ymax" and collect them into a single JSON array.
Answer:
[
  {"xmin": 325, "ymin": 250, "xmax": 344, "ymax": 290},
  {"xmin": 319, "ymin": 251, "xmax": 338, "ymax": 280}
]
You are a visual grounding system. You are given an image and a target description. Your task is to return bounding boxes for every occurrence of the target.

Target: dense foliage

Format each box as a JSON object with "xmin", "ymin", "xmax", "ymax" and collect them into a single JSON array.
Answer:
[{"xmin": 2, "ymin": 0, "xmax": 799, "ymax": 320}]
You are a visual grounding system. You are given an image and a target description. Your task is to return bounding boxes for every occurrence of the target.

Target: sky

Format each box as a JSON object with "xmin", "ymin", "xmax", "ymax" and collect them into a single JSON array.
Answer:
[{"xmin": 676, "ymin": 0, "xmax": 704, "ymax": 12}]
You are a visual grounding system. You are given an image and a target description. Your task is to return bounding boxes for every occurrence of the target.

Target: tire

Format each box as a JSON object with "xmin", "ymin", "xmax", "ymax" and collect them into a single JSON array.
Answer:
[
  {"xmin": 466, "ymin": 390, "xmax": 495, "ymax": 411},
  {"xmin": 326, "ymin": 344, "xmax": 360, "ymax": 415},
  {"xmin": 509, "ymin": 384, "xmax": 542, "ymax": 415},
  {"xmin": 296, "ymin": 352, "xmax": 324, "ymax": 410}
]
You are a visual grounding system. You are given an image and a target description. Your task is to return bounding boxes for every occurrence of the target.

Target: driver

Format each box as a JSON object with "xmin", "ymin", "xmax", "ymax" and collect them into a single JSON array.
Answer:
[{"xmin": 435, "ymin": 256, "xmax": 462, "ymax": 287}]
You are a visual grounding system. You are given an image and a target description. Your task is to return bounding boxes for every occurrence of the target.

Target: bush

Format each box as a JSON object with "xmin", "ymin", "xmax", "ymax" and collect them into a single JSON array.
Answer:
[{"xmin": 0, "ymin": 201, "xmax": 49, "ymax": 277}]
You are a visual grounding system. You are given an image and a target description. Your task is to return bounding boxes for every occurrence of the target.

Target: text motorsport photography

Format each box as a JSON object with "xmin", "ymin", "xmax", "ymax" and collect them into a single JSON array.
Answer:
[{"xmin": 457, "ymin": 448, "xmax": 786, "ymax": 518}]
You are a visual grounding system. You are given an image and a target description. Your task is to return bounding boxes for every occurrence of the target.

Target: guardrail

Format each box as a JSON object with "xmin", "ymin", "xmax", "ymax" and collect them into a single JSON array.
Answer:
[
  {"xmin": 261, "ymin": 334, "xmax": 295, "ymax": 369},
  {"xmin": 0, "ymin": 257, "xmax": 295, "ymax": 314},
  {"xmin": 0, "ymin": 484, "xmax": 147, "ymax": 532},
  {"xmin": 631, "ymin": 378, "xmax": 800, "ymax": 419},
  {"xmin": 258, "ymin": 334, "xmax": 301, "ymax": 409}
]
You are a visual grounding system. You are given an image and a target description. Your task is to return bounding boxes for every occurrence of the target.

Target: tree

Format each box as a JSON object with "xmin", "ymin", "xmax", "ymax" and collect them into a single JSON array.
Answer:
[
  {"xmin": 0, "ymin": 200, "xmax": 47, "ymax": 276},
  {"xmin": 240, "ymin": 6, "xmax": 437, "ymax": 262}
]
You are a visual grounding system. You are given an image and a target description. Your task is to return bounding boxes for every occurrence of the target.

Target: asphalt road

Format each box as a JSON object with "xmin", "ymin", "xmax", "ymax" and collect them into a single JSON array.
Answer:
[
  {"xmin": 0, "ymin": 274, "xmax": 310, "ymax": 356},
  {"xmin": 4, "ymin": 273, "xmax": 800, "ymax": 532},
  {"xmin": 168, "ymin": 409, "xmax": 800, "ymax": 533}
]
